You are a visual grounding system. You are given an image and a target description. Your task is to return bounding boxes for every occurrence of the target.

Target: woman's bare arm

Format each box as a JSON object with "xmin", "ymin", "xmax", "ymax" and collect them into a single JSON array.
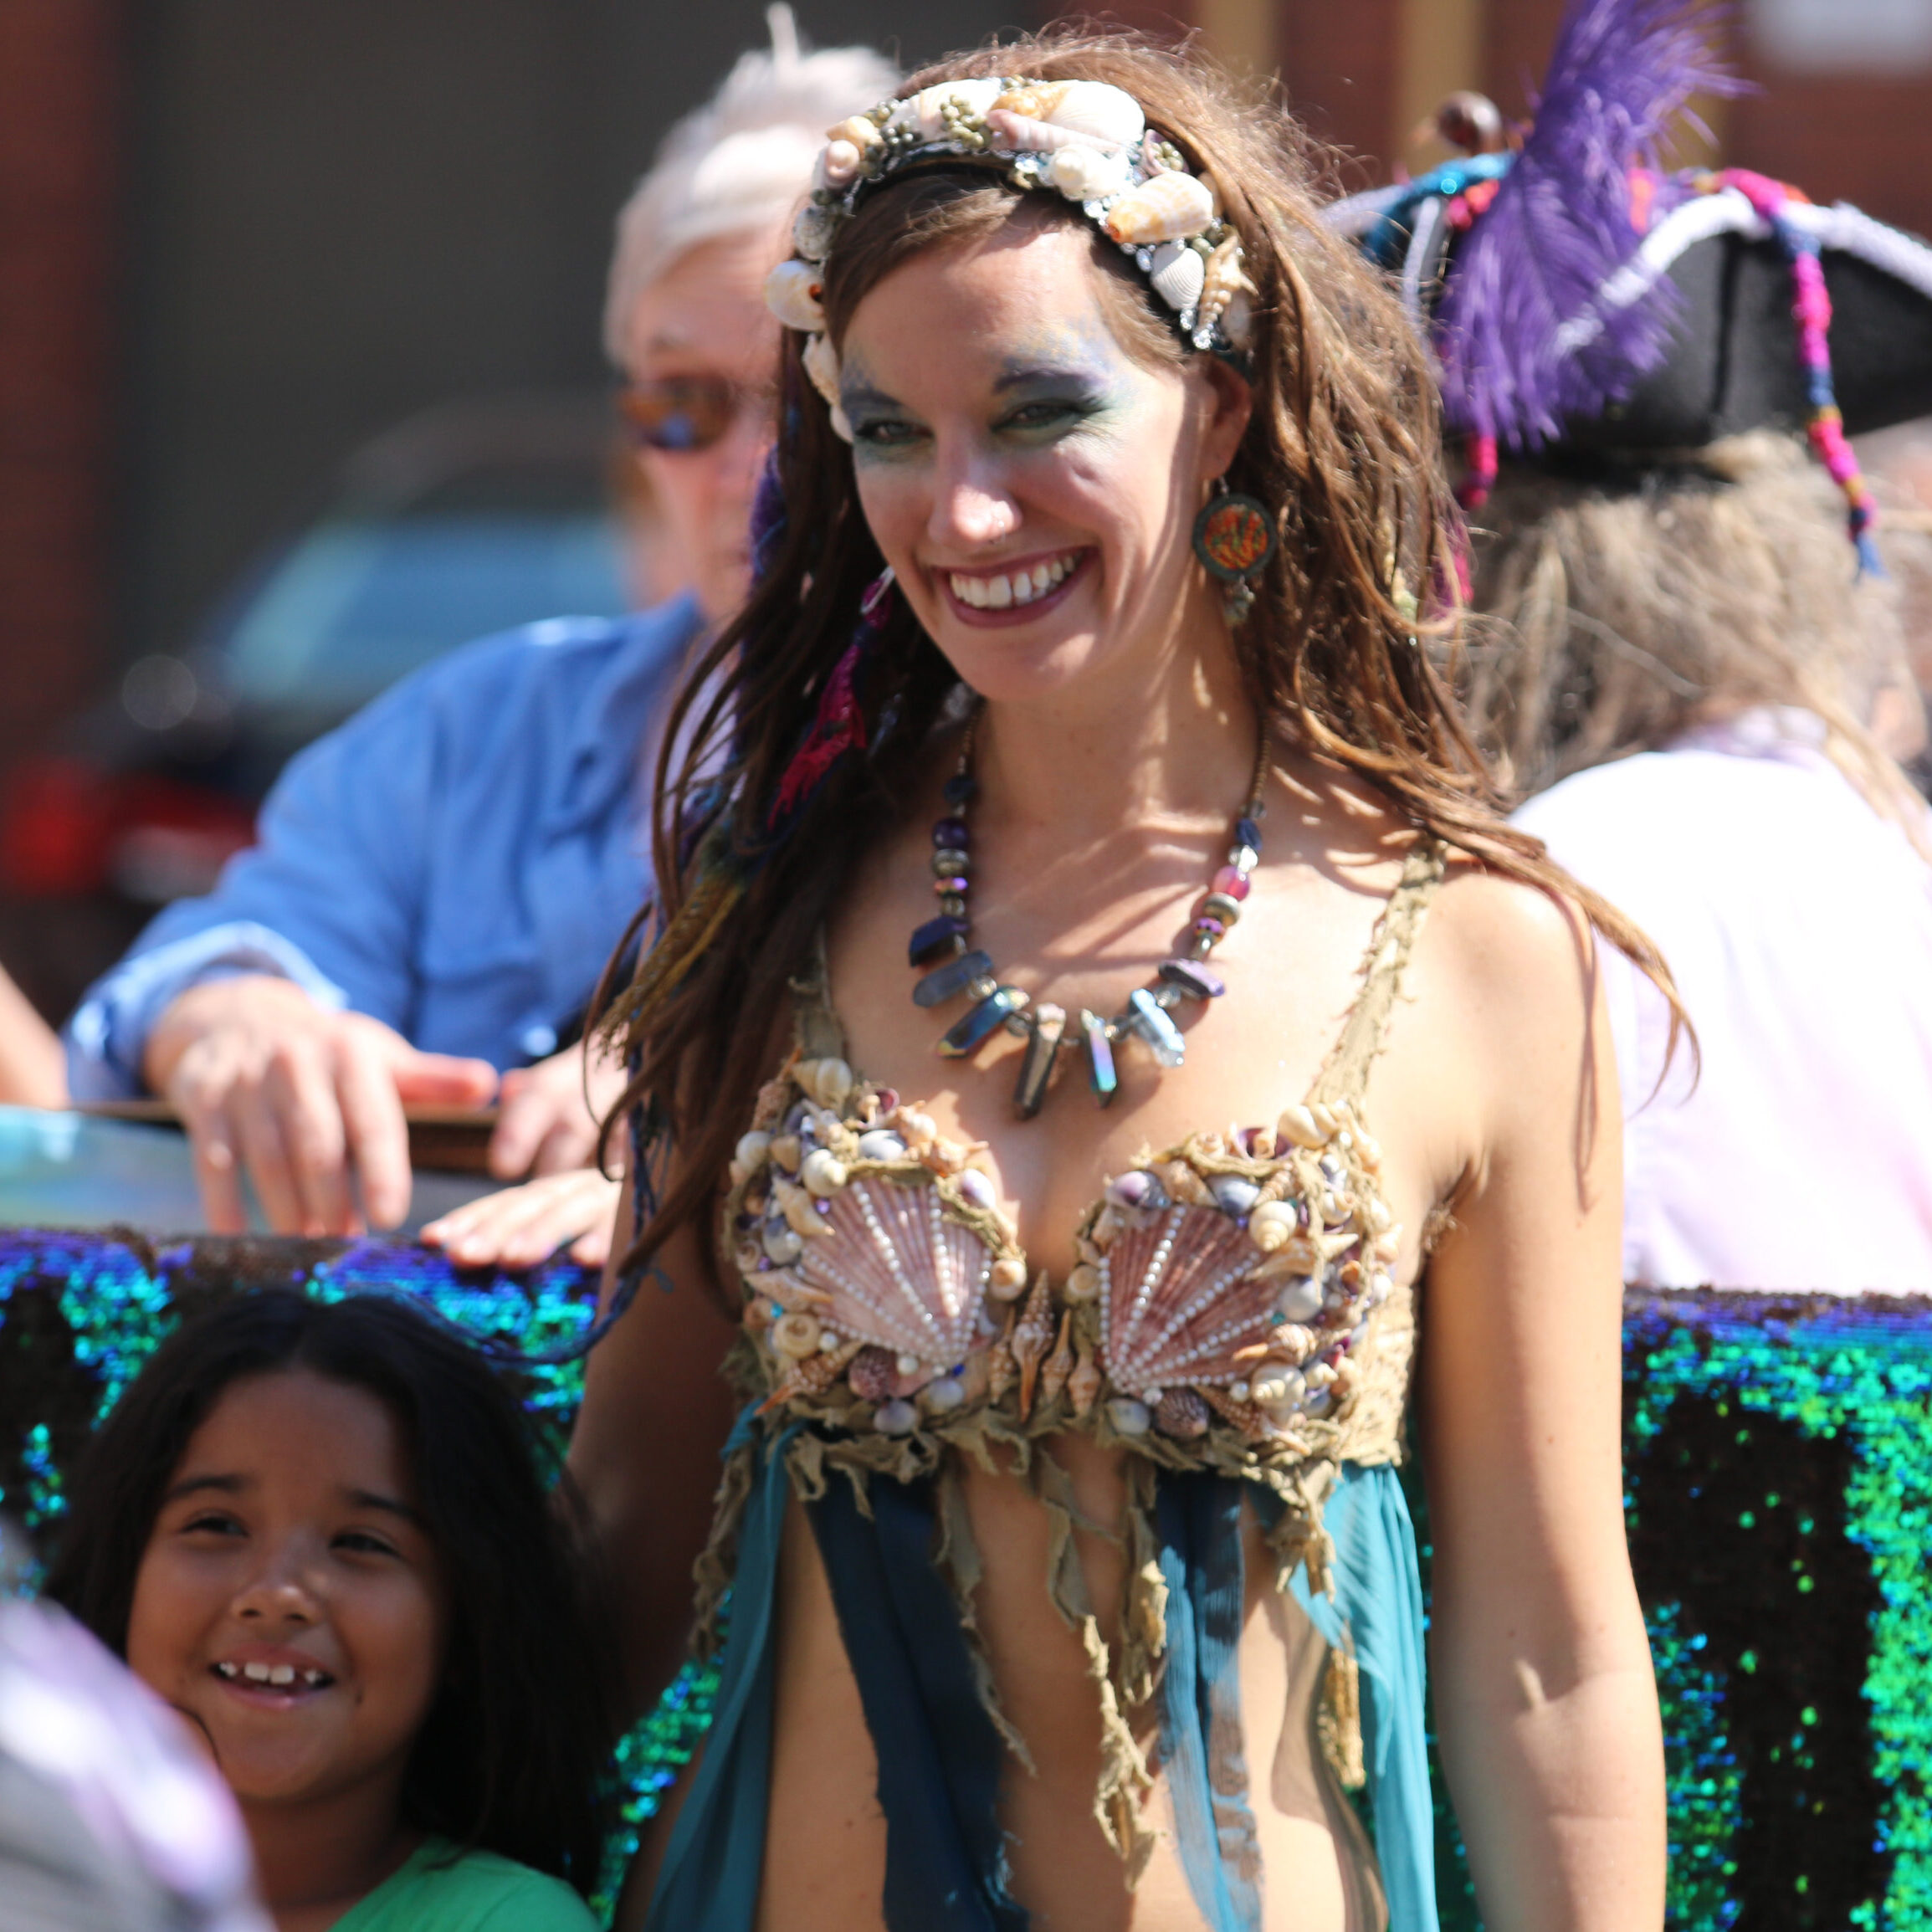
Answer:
[
  {"xmin": 1419, "ymin": 877, "xmax": 1664, "ymax": 1931},
  {"xmin": 567, "ymin": 1174, "xmax": 742, "ymax": 1719}
]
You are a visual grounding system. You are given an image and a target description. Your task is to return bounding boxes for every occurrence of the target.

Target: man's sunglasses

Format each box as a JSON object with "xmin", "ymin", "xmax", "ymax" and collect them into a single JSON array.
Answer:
[{"xmin": 619, "ymin": 375, "xmax": 766, "ymax": 454}]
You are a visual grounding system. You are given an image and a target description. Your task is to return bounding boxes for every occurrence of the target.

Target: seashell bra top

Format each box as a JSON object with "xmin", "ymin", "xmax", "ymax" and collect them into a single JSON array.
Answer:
[
  {"xmin": 720, "ymin": 842, "xmax": 1438, "ymax": 1518},
  {"xmin": 665, "ymin": 843, "xmax": 1450, "ymax": 1932}
]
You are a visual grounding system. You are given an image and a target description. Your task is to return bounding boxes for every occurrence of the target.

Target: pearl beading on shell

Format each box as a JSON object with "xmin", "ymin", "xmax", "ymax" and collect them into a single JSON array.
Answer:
[{"xmin": 791, "ymin": 1172, "xmax": 992, "ymax": 1371}]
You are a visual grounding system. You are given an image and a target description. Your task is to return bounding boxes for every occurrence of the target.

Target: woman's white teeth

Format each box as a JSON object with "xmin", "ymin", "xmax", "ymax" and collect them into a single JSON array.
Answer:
[{"xmin": 949, "ymin": 552, "xmax": 1075, "ymax": 609}]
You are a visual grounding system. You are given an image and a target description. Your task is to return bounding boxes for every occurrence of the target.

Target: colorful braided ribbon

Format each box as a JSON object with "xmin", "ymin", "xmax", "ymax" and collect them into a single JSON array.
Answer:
[{"xmin": 1717, "ymin": 167, "xmax": 1884, "ymax": 575}]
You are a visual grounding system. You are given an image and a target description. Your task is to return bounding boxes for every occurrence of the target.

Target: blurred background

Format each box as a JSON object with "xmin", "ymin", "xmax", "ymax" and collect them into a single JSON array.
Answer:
[{"xmin": 3, "ymin": 0, "xmax": 1929, "ymax": 1030}]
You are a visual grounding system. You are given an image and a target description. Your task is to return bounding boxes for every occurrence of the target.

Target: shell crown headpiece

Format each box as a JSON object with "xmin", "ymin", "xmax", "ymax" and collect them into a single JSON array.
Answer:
[{"xmin": 764, "ymin": 75, "xmax": 1258, "ymax": 441}]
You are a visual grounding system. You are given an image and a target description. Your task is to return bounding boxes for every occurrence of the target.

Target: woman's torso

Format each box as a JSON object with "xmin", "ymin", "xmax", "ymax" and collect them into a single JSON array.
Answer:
[{"xmin": 710, "ymin": 758, "xmax": 1480, "ymax": 1930}]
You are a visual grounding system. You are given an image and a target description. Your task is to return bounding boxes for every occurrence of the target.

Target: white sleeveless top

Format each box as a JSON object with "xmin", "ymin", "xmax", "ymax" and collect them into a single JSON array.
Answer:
[{"xmin": 1515, "ymin": 708, "xmax": 1932, "ymax": 1294}]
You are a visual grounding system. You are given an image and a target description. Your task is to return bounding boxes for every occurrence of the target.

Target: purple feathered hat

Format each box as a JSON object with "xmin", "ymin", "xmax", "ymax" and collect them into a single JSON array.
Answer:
[{"xmin": 1325, "ymin": 0, "xmax": 1932, "ymax": 571}]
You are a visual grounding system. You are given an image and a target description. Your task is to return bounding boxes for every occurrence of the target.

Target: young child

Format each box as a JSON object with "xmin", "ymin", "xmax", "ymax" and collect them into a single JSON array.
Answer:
[{"xmin": 44, "ymin": 1289, "xmax": 611, "ymax": 1931}]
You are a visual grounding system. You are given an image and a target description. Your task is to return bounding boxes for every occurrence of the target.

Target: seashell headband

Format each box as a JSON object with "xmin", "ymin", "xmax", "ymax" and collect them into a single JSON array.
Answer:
[{"xmin": 765, "ymin": 76, "xmax": 1257, "ymax": 442}]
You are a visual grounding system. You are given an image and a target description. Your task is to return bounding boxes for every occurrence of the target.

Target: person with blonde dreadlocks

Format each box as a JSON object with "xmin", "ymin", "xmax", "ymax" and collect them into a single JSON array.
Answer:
[
  {"xmin": 1328, "ymin": 0, "xmax": 1932, "ymax": 1294},
  {"xmin": 570, "ymin": 23, "xmax": 1672, "ymax": 1932}
]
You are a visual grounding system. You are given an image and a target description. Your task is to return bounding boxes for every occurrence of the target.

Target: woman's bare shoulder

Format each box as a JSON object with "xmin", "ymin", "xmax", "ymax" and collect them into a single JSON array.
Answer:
[{"xmin": 1419, "ymin": 852, "xmax": 1607, "ymax": 1097}]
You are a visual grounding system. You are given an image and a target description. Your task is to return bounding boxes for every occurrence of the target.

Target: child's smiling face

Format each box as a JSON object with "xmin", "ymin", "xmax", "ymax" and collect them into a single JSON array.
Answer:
[{"xmin": 126, "ymin": 1370, "xmax": 448, "ymax": 1810}]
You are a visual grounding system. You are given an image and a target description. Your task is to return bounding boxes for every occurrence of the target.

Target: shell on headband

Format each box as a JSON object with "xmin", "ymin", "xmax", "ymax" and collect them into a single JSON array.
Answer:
[
  {"xmin": 764, "ymin": 74, "xmax": 1257, "ymax": 431},
  {"xmin": 765, "ymin": 259, "xmax": 825, "ymax": 335}
]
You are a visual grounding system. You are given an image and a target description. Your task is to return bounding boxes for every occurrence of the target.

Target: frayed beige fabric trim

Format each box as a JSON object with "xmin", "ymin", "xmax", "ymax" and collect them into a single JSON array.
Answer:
[
  {"xmin": 935, "ymin": 1462, "xmax": 1038, "ymax": 1775},
  {"xmin": 1318, "ymin": 1634, "xmax": 1367, "ymax": 1791},
  {"xmin": 1029, "ymin": 1453, "xmax": 1156, "ymax": 1880},
  {"xmin": 1312, "ymin": 839, "xmax": 1447, "ymax": 1110}
]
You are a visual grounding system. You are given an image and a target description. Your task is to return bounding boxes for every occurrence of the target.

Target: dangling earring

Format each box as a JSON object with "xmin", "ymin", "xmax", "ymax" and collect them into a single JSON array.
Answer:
[{"xmin": 1192, "ymin": 476, "xmax": 1277, "ymax": 623}]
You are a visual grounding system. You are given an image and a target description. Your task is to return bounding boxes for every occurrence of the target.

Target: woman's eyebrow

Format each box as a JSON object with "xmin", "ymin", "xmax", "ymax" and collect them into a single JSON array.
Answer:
[
  {"xmin": 839, "ymin": 382, "xmax": 904, "ymax": 414},
  {"xmin": 992, "ymin": 362, "xmax": 1107, "ymax": 392}
]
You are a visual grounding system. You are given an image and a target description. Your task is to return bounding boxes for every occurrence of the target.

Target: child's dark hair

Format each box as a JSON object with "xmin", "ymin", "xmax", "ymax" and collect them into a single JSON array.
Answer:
[{"xmin": 43, "ymin": 1289, "xmax": 613, "ymax": 1894}]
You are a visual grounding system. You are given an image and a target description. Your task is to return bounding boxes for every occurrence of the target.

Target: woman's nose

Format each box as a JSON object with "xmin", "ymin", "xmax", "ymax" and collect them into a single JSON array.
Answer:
[{"xmin": 928, "ymin": 459, "xmax": 1020, "ymax": 550}]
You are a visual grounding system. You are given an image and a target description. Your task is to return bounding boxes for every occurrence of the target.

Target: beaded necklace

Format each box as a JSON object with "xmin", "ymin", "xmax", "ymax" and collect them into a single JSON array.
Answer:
[{"xmin": 906, "ymin": 715, "xmax": 1269, "ymax": 1117}]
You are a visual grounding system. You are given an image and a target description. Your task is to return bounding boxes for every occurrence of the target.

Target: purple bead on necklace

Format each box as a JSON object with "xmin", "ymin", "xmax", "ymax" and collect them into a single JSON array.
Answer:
[{"xmin": 905, "ymin": 711, "xmax": 1268, "ymax": 1119}]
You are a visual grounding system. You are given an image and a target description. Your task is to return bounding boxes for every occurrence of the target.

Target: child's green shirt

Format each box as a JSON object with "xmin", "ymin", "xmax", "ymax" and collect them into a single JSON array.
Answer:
[{"xmin": 331, "ymin": 1837, "xmax": 597, "ymax": 1931}]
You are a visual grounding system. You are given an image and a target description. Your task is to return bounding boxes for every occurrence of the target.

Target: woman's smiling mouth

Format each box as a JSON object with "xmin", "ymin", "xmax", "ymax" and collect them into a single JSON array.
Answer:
[{"xmin": 940, "ymin": 547, "xmax": 1092, "ymax": 624}]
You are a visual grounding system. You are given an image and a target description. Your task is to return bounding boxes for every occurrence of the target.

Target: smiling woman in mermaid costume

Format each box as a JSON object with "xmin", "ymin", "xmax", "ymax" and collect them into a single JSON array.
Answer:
[{"xmin": 568, "ymin": 29, "xmax": 1668, "ymax": 1932}]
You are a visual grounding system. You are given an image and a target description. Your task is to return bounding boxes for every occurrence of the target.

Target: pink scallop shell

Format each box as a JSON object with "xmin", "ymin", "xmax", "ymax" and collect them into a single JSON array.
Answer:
[
  {"xmin": 1097, "ymin": 1202, "xmax": 1281, "ymax": 1395},
  {"xmin": 795, "ymin": 1173, "xmax": 991, "ymax": 1368}
]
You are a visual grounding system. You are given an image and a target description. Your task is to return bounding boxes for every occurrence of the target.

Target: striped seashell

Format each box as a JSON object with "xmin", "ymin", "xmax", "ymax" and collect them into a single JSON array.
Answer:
[
  {"xmin": 1254, "ymin": 1231, "xmax": 1323, "ymax": 1279},
  {"xmin": 771, "ymin": 1176, "xmax": 834, "ymax": 1241},
  {"xmin": 1155, "ymin": 1386, "xmax": 1210, "ymax": 1438},
  {"xmin": 1037, "ymin": 79, "xmax": 1145, "ymax": 150},
  {"xmin": 1199, "ymin": 1383, "xmax": 1271, "ymax": 1437},
  {"xmin": 802, "ymin": 332, "xmax": 843, "ymax": 411},
  {"xmin": 1103, "ymin": 170, "xmax": 1215, "ymax": 247},
  {"xmin": 1147, "ymin": 240, "xmax": 1205, "ymax": 314},
  {"xmin": 1277, "ymin": 1103, "xmax": 1330, "ymax": 1149},
  {"xmin": 986, "ymin": 1331, "xmax": 1017, "ymax": 1405},
  {"xmin": 1098, "ymin": 1202, "xmax": 1288, "ymax": 1398},
  {"xmin": 766, "ymin": 1339, "xmax": 861, "ymax": 1410},
  {"xmin": 745, "ymin": 1268, "xmax": 830, "ymax": 1310},
  {"xmin": 1068, "ymin": 1334, "xmax": 1101, "ymax": 1417},
  {"xmin": 794, "ymin": 1173, "xmax": 992, "ymax": 1370},
  {"xmin": 1040, "ymin": 1311, "xmax": 1077, "ymax": 1407},
  {"xmin": 985, "ymin": 108, "xmax": 1085, "ymax": 154},
  {"xmin": 990, "ymin": 80, "xmax": 1068, "ymax": 121},
  {"xmin": 1011, "ymin": 1272, "xmax": 1056, "ymax": 1419},
  {"xmin": 1156, "ymin": 1159, "xmax": 1214, "ymax": 1207},
  {"xmin": 1198, "ymin": 236, "xmax": 1257, "ymax": 335}
]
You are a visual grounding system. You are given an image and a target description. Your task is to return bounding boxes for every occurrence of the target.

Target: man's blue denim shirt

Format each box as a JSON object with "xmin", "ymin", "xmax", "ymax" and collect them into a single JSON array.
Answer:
[{"xmin": 65, "ymin": 597, "xmax": 703, "ymax": 1099}]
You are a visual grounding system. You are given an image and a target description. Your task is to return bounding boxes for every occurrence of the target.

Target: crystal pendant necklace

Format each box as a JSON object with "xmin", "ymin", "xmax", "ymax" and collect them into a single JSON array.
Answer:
[{"xmin": 905, "ymin": 714, "xmax": 1268, "ymax": 1119}]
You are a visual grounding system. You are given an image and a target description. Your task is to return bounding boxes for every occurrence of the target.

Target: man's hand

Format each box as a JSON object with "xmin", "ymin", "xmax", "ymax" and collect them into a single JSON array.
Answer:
[
  {"xmin": 487, "ymin": 1038, "xmax": 629, "ymax": 1180},
  {"xmin": 145, "ymin": 975, "xmax": 498, "ymax": 1234}
]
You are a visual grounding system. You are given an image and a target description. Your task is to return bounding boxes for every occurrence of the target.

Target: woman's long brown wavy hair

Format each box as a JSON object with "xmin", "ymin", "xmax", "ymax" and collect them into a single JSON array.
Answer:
[{"xmin": 593, "ymin": 25, "xmax": 1681, "ymax": 1289}]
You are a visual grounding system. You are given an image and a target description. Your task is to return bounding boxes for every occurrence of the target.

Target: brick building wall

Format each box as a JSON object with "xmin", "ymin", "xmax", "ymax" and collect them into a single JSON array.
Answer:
[
  {"xmin": 1071, "ymin": 0, "xmax": 1932, "ymax": 238},
  {"xmin": 1, "ymin": 0, "xmax": 1924, "ymax": 808},
  {"xmin": 0, "ymin": 0, "xmax": 120, "ymax": 780}
]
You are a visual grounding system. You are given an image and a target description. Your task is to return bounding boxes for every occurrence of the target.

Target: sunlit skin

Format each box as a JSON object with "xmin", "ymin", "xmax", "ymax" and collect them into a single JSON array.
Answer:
[
  {"xmin": 842, "ymin": 223, "xmax": 1246, "ymax": 717},
  {"xmin": 577, "ymin": 217, "xmax": 1663, "ymax": 1932},
  {"xmin": 127, "ymin": 1371, "xmax": 448, "ymax": 1932}
]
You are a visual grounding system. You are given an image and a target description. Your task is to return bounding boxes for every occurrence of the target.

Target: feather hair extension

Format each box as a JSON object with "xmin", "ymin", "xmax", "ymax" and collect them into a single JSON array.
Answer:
[{"xmin": 1434, "ymin": 0, "xmax": 1743, "ymax": 453}]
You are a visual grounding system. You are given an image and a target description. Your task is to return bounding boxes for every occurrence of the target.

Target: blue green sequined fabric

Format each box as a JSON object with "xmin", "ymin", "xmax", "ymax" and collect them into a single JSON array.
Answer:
[{"xmin": 5, "ymin": 1237, "xmax": 1929, "ymax": 1928}]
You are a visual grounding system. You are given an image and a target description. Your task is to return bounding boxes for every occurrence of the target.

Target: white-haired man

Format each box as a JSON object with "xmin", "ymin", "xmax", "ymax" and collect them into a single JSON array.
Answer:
[{"xmin": 68, "ymin": 11, "xmax": 898, "ymax": 1259}]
